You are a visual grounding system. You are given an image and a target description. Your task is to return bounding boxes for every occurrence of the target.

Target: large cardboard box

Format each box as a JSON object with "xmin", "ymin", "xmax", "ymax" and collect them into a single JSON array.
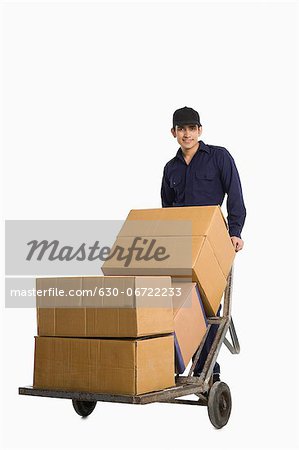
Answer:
[
  {"xmin": 172, "ymin": 279, "xmax": 208, "ymax": 374},
  {"xmin": 36, "ymin": 276, "xmax": 173, "ymax": 337},
  {"xmin": 102, "ymin": 206, "xmax": 235, "ymax": 316},
  {"xmin": 33, "ymin": 335, "xmax": 175, "ymax": 395}
]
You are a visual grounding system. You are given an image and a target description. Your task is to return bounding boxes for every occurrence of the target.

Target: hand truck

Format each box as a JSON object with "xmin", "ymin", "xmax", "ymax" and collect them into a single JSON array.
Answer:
[{"xmin": 19, "ymin": 267, "xmax": 240, "ymax": 429}]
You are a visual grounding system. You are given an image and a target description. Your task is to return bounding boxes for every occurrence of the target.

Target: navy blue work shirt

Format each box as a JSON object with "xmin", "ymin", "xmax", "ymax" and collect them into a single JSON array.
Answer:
[{"xmin": 161, "ymin": 140, "xmax": 246, "ymax": 238}]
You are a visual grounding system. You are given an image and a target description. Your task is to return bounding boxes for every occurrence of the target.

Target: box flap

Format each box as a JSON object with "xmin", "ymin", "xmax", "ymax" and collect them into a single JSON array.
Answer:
[
  {"xmin": 171, "ymin": 279, "xmax": 195, "ymax": 317},
  {"xmin": 193, "ymin": 238, "xmax": 227, "ymax": 315}
]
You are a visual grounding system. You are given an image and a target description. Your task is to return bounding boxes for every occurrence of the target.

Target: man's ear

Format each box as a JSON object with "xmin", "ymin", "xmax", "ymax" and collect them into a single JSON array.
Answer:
[
  {"xmin": 171, "ymin": 127, "xmax": 176, "ymax": 137},
  {"xmin": 198, "ymin": 126, "xmax": 203, "ymax": 137}
]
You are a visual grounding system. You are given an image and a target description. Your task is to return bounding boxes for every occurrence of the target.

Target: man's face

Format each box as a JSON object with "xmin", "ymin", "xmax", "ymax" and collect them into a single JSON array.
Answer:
[{"xmin": 171, "ymin": 124, "xmax": 202, "ymax": 151}]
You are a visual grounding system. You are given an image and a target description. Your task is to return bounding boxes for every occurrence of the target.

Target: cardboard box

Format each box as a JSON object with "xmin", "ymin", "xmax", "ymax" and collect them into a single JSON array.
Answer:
[
  {"xmin": 102, "ymin": 206, "xmax": 235, "ymax": 315},
  {"xmin": 172, "ymin": 279, "xmax": 208, "ymax": 374},
  {"xmin": 36, "ymin": 276, "xmax": 174, "ymax": 337},
  {"xmin": 33, "ymin": 334, "xmax": 175, "ymax": 395}
]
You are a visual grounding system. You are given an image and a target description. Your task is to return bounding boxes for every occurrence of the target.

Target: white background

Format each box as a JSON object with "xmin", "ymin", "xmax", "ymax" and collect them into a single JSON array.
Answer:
[{"xmin": 1, "ymin": 1, "xmax": 299, "ymax": 449}]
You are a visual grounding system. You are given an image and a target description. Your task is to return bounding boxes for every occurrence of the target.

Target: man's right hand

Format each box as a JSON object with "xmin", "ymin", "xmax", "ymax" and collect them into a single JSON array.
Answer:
[{"xmin": 230, "ymin": 236, "xmax": 244, "ymax": 252}]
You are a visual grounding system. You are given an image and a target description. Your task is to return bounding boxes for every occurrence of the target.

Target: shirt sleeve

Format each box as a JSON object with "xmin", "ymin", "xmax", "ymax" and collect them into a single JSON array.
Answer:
[
  {"xmin": 161, "ymin": 165, "xmax": 175, "ymax": 207},
  {"xmin": 218, "ymin": 149, "xmax": 246, "ymax": 238}
]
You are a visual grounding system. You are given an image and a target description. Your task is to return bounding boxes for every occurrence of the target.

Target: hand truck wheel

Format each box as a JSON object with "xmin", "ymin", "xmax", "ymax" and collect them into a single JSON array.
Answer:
[
  {"xmin": 207, "ymin": 381, "xmax": 232, "ymax": 429},
  {"xmin": 72, "ymin": 399, "xmax": 97, "ymax": 417}
]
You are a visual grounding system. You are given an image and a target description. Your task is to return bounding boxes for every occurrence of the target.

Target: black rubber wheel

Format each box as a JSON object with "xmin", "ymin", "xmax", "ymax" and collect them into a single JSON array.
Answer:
[
  {"xmin": 72, "ymin": 399, "xmax": 97, "ymax": 417},
  {"xmin": 207, "ymin": 381, "xmax": 232, "ymax": 429}
]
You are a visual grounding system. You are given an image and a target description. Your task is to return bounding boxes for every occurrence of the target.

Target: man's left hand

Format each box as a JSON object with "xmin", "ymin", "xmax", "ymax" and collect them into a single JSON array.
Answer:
[{"xmin": 231, "ymin": 236, "xmax": 244, "ymax": 252}]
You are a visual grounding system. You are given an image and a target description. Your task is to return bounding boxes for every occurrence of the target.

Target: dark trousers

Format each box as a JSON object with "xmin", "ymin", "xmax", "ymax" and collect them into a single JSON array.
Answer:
[{"xmin": 192, "ymin": 304, "xmax": 222, "ymax": 375}]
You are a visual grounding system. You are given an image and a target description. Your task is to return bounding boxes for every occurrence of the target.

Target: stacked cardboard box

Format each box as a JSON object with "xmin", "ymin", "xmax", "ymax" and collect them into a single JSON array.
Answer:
[
  {"xmin": 33, "ymin": 205, "xmax": 235, "ymax": 394},
  {"xmin": 36, "ymin": 276, "xmax": 174, "ymax": 337},
  {"xmin": 34, "ymin": 276, "xmax": 175, "ymax": 394}
]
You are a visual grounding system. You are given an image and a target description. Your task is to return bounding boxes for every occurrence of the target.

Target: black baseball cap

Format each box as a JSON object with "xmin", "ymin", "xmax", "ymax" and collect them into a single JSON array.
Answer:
[{"xmin": 173, "ymin": 106, "xmax": 201, "ymax": 128}]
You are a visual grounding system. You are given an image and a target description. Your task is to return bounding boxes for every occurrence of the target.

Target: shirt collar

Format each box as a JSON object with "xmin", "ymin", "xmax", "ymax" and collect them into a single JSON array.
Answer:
[{"xmin": 176, "ymin": 140, "xmax": 210, "ymax": 161}]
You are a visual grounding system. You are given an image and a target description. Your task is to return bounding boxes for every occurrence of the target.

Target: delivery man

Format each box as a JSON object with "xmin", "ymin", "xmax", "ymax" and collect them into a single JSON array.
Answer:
[{"xmin": 161, "ymin": 106, "xmax": 246, "ymax": 382}]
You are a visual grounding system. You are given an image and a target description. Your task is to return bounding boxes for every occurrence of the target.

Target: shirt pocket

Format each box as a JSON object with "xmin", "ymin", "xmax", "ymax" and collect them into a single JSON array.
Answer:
[
  {"xmin": 194, "ymin": 169, "xmax": 217, "ymax": 195},
  {"xmin": 195, "ymin": 169, "xmax": 216, "ymax": 181},
  {"xmin": 169, "ymin": 175, "xmax": 182, "ymax": 191}
]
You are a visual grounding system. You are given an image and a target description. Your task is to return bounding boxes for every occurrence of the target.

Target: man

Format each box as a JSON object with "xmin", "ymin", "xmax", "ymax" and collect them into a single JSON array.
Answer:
[{"xmin": 161, "ymin": 106, "xmax": 246, "ymax": 381}]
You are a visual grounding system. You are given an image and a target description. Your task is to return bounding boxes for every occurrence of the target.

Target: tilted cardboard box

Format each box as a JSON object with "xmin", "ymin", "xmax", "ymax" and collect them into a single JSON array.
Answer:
[
  {"xmin": 36, "ymin": 276, "xmax": 174, "ymax": 338},
  {"xmin": 33, "ymin": 334, "xmax": 175, "ymax": 395},
  {"xmin": 172, "ymin": 279, "xmax": 208, "ymax": 374},
  {"xmin": 102, "ymin": 206, "xmax": 235, "ymax": 316}
]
